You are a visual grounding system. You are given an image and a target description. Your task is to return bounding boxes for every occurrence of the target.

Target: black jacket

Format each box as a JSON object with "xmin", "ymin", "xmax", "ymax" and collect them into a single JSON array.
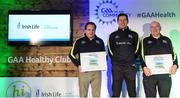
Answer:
[
  {"xmin": 141, "ymin": 34, "xmax": 178, "ymax": 68},
  {"xmin": 107, "ymin": 27, "xmax": 140, "ymax": 66},
  {"xmin": 69, "ymin": 35, "xmax": 105, "ymax": 66}
]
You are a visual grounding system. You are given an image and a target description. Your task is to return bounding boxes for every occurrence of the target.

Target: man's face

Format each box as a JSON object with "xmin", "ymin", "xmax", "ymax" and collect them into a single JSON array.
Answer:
[
  {"xmin": 150, "ymin": 21, "xmax": 161, "ymax": 37},
  {"xmin": 85, "ymin": 24, "xmax": 95, "ymax": 39},
  {"xmin": 117, "ymin": 16, "xmax": 128, "ymax": 29}
]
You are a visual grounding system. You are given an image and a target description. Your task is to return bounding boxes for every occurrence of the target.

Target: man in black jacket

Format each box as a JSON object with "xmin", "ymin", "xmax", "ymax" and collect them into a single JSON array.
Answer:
[
  {"xmin": 69, "ymin": 22, "xmax": 105, "ymax": 97},
  {"xmin": 141, "ymin": 21, "xmax": 178, "ymax": 98},
  {"xmin": 108, "ymin": 13, "xmax": 140, "ymax": 97}
]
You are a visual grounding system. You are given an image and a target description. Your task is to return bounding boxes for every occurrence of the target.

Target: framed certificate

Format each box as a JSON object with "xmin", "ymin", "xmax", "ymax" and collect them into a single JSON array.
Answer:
[
  {"xmin": 145, "ymin": 54, "xmax": 173, "ymax": 75},
  {"xmin": 80, "ymin": 52, "xmax": 107, "ymax": 72}
]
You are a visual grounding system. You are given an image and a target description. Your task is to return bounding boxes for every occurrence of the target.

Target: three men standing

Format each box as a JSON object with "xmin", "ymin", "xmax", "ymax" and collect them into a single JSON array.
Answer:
[{"xmin": 69, "ymin": 13, "xmax": 178, "ymax": 98}]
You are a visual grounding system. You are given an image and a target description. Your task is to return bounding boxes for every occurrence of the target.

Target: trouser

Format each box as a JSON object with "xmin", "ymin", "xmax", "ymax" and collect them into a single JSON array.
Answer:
[
  {"xmin": 112, "ymin": 65, "xmax": 136, "ymax": 97},
  {"xmin": 79, "ymin": 71, "xmax": 101, "ymax": 98},
  {"xmin": 143, "ymin": 74, "xmax": 172, "ymax": 98}
]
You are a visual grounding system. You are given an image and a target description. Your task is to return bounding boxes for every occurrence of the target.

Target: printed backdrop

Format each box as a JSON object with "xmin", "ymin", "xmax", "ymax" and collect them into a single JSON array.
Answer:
[{"xmin": 90, "ymin": 0, "xmax": 180, "ymax": 97}]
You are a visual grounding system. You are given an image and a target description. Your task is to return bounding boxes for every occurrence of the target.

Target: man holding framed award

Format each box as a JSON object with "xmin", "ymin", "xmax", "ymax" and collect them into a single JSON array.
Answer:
[
  {"xmin": 141, "ymin": 21, "xmax": 178, "ymax": 98},
  {"xmin": 69, "ymin": 22, "xmax": 106, "ymax": 98}
]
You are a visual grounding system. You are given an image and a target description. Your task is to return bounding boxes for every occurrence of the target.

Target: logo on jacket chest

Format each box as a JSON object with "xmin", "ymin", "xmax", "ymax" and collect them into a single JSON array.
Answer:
[
  {"xmin": 162, "ymin": 40, "xmax": 168, "ymax": 44},
  {"xmin": 147, "ymin": 40, "xmax": 152, "ymax": 44},
  {"xmin": 128, "ymin": 34, "xmax": 133, "ymax": 39},
  {"xmin": 115, "ymin": 34, "xmax": 133, "ymax": 39},
  {"xmin": 81, "ymin": 40, "xmax": 86, "ymax": 44},
  {"xmin": 95, "ymin": 40, "xmax": 100, "ymax": 44},
  {"xmin": 115, "ymin": 41, "xmax": 132, "ymax": 45}
]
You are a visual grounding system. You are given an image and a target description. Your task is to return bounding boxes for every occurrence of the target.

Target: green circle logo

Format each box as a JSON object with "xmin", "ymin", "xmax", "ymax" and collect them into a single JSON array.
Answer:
[{"xmin": 6, "ymin": 81, "xmax": 32, "ymax": 98}]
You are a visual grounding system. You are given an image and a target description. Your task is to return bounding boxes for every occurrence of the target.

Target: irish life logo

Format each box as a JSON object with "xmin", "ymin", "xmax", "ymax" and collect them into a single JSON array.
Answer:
[
  {"xmin": 95, "ymin": 0, "xmax": 119, "ymax": 25},
  {"xmin": 6, "ymin": 81, "xmax": 32, "ymax": 98},
  {"xmin": 17, "ymin": 22, "xmax": 21, "ymax": 29}
]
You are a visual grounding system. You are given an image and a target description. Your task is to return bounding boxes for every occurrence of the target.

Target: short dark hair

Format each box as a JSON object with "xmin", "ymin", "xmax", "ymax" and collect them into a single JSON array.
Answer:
[
  {"xmin": 84, "ymin": 22, "xmax": 96, "ymax": 30},
  {"xmin": 117, "ymin": 13, "xmax": 129, "ymax": 22}
]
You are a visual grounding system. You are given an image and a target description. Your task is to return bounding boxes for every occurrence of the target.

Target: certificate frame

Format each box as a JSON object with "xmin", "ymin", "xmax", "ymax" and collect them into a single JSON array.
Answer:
[
  {"xmin": 145, "ymin": 54, "xmax": 173, "ymax": 75},
  {"xmin": 80, "ymin": 52, "xmax": 107, "ymax": 72}
]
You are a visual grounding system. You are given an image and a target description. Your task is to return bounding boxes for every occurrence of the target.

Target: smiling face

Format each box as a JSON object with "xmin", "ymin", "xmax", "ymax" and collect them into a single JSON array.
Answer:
[
  {"xmin": 150, "ymin": 21, "xmax": 161, "ymax": 38},
  {"xmin": 117, "ymin": 16, "xmax": 128, "ymax": 29},
  {"xmin": 85, "ymin": 24, "xmax": 96, "ymax": 40}
]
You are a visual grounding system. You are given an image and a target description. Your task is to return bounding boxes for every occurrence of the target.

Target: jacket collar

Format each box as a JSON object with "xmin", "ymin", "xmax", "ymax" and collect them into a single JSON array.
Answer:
[
  {"xmin": 84, "ymin": 34, "xmax": 97, "ymax": 41},
  {"xmin": 150, "ymin": 34, "xmax": 163, "ymax": 39},
  {"xmin": 118, "ymin": 26, "xmax": 129, "ymax": 32}
]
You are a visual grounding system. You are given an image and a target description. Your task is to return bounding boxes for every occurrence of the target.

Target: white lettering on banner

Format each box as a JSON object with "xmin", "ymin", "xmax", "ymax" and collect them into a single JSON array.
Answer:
[
  {"xmin": 8, "ymin": 56, "xmax": 24, "ymax": 63},
  {"xmin": 55, "ymin": 56, "xmax": 71, "ymax": 63},
  {"xmin": 7, "ymin": 56, "xmax": 71, "ymax": 64},
  {"xmin": 25, "ymin": 56, "xmax": 53, "ymax": 64}
]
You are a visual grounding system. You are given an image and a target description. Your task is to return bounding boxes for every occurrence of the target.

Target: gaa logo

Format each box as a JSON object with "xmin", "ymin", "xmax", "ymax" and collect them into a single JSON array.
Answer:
[
  {"xmin": 95, "ymin": 0, "xmax": 119, "ymax": 24},
  {"xmin": 6, "ymin": 81, "xmax": 32, "ymax": 98}
]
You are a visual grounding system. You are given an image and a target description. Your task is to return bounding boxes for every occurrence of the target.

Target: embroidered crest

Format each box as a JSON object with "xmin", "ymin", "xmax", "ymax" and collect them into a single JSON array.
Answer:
[
  {"xmin": 81, "ymin": 40, "xmax": 86, "ymax": 44},
  {"xmin": 96, "ymin": 40, "xmax": 100, "ymax": 44},
  {"xmin": 128, "ymin": 34, "xmax": 133, "ymax": 39},
  {"xmin": 115, "ymin": 35, "xmax": 120, "ymax": 39},
  {"xmin": 147, "ymin": 40, "xmax": 152, "ymax": 44},
  {"xmin": 162, "ymin": 40, "xmax": 167, "ymax": 44}
]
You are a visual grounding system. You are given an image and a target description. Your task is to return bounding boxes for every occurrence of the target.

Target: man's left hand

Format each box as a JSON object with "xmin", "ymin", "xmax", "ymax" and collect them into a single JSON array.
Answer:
[{"xmin": 170, "ymin": 65, "xmax": 177, "ymax": 75}]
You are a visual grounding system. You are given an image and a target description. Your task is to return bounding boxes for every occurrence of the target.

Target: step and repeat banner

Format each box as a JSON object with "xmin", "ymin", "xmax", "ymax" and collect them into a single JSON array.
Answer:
[{"xmin": 90, "ymin": 0, "xmax": 180, "ymax": 98}]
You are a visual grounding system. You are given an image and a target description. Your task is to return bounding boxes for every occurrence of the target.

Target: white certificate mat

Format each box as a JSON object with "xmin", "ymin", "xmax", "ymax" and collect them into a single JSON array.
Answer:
[
  {"xmin": 145, "ymin": 54, "xmax": 173, "ymax": 75},
  {"xmin": 80, "ymin": 52, "xmax": 107, "ymax": 72}
]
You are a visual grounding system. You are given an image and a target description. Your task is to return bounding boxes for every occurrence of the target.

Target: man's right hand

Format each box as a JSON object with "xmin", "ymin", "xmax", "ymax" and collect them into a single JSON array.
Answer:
[
  {"xmin": 143, "ymin": 67, "xmax": 152, "ymax": 76},
  {"xmin": 78, "ymin": 66, "xmax": 81, "ymax": 72}
]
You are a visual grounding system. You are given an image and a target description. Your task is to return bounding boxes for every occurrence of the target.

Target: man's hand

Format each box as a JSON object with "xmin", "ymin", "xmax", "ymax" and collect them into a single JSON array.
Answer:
[
  {"xmin": 78, "ymin": 66, "xmax": 81, "ymax": 72},
  {"xmin": 170, "ymin": 65, "xmax": 177, "ymax": 75},
  {"xmin": 143, "ymin": 67, "xmax": 152, "ymax": 76}
]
